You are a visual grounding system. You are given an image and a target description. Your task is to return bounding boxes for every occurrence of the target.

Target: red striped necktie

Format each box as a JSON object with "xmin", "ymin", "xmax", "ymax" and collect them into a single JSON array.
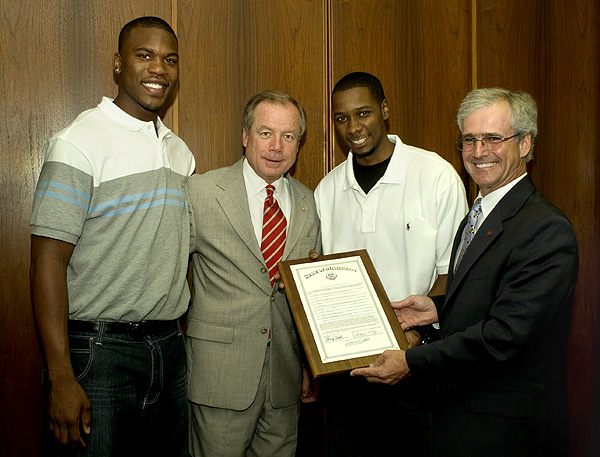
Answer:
[{"xmin": 261, "ymin": 185, "xmax": 287, "ymax": 286}]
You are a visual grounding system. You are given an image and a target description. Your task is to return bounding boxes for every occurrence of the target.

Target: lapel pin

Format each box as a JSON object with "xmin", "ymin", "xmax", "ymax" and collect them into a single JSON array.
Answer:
[
  {"xmin": 487, "ymin": 230, "xmax": 493, "ymax": 236},
  {"xmin": 301, "ymin": 205, "xmax": 306, "ymax": 212}
]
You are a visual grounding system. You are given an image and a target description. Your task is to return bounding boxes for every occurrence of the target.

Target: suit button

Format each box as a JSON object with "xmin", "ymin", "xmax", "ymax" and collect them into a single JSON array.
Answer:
[
  {"xmin": 260, "ymin": 267, "xmax": 267, "ymax": 274},
  {"xmin": 260, "ymin": 328, "xmax": 268, "ymax": 334},
  {"xmin": 270, "ymin": 296, "xmax": 275, "ymax": 302}
]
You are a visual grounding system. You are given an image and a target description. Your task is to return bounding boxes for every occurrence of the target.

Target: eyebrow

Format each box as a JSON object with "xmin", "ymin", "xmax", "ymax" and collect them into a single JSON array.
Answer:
[
  {"xmin": 256, "ymin": 124, "xmax": 298, "ymax": 135},
  {"xmin": 135, "ymin": 46, "xmax": 179, "ymax": 58},
  {"xmin": 463, "ymin": 131, "xmax": 502, "ymax": 137},
  {"xmin": 333, "ymin": 105, "xmax": 373, "ymax": 116}
]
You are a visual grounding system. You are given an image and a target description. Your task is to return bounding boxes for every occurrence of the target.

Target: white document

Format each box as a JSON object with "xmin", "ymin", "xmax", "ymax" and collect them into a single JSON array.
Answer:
[{"xmin": 288, "ymin": 256, "xmax": 400, "ymax": 363}]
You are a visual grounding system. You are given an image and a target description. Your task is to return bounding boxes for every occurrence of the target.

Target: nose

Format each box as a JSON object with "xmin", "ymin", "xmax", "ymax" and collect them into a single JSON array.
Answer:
[
  {"xmin": 472, "ymin": 140, "xmax": 487, "ymax": 158},
  {"xmin": 148, "ymin": 58, "xmax": 167, "ymax": 75},
  {"xmin": 270, "ymin": 134, "xmax": 283, "ymax": 152},
  {"xmin": 346, "ymin": 116, "xmax": 361, "ymax": 135}
]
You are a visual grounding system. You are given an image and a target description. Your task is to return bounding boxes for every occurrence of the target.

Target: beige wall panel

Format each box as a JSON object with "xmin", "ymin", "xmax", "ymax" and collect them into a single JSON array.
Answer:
[{"xmin": 178, "ymin": 0, "xmax": 327, "ymax": 190}]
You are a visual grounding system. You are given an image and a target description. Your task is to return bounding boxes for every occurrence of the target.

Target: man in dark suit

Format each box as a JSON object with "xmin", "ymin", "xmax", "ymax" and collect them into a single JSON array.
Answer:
[
  {"xmin": 185, "ymin": 90, "xmax": 321, "ymax": 457},
  {"xmin": 351, "ymin": 88, "xmax": 578, "ymax": 457}
]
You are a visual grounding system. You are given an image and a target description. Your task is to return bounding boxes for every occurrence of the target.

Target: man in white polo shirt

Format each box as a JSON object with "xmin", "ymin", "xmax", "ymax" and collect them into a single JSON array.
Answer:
[{"xmin": 314, "ymin": 72, "xmax": 467, "ymax": 456}]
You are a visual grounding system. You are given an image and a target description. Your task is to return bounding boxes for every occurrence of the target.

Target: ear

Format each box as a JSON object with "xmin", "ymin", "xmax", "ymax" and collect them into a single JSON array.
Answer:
[
  {"xmin": 518, "ymin": 133, "xmax": 532, "ymax": 159},
  {"xmin": 381, "ymin": 99, "xmax": 390, "ymax": 121},
  {"xmin": 242, "ymin": 128, "xmax": 249, "ymax": 148},
  {"xmin": 113, "ymin": 53, "xmax": 122, "ymax": 73}
]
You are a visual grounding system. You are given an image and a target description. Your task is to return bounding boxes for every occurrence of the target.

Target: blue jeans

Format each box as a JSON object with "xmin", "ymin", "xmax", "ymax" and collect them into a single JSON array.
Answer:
[{"xmin": 47, "ymin": 322, "xmax": 189, "ymax": 457}]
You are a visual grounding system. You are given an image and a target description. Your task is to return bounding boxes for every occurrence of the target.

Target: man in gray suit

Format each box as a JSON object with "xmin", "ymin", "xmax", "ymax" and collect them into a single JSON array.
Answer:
[{"xmin": 186, "ymin": 90, "xmax": 321, "ymax": 457}]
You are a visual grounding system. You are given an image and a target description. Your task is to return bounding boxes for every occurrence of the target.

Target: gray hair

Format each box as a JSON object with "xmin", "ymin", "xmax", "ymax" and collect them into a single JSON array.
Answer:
[
  {"xmin": 241, "ymin": 90, "xmax": 307, "ymax": 139},
  {"xmin": 457, "ymin": 88, "xmax": 538, "ymax": 162}
]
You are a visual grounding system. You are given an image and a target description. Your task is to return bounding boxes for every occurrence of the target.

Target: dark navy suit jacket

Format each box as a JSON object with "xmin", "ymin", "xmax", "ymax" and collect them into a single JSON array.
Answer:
[{"xmin": 406, "ymin": 175, "xmax": 578, "ymax": 457}]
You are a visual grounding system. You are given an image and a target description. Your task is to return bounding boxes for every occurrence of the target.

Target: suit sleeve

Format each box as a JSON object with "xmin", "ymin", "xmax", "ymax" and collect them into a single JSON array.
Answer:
[
  {"xmin": 185, "ymin": 178, "xmax": 197, "ymax": 255},
  {"xmin": 406, "ymin": 212, "xmax": 578, "ymax": 380}
]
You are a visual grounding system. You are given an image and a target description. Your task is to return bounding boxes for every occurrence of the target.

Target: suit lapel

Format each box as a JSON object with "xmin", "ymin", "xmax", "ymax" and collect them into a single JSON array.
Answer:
[
  {"xmin": 446, "ymin": 215, "xmax": 468, "ymax": 286},
  {"xmin": 446, "ymin": 213, "xmax": 504, "ymax": 301},
  {"xmin": 445, "ymin": 176, "xmax": 536, "ymax": 305},
  {"xmin": 449, "ymin": 216, "xmax": 468, "ymax": 270},
  {"xmin": 215, "ymin": 159, "xmax": 266, "ymax": 266},
  {"xmin": 214, "ymin": 160, "xmax": 309, "ymax": 294},
  {"xmin": 283, "ymin": 177, "xmax": 308, "ymax": 260}
]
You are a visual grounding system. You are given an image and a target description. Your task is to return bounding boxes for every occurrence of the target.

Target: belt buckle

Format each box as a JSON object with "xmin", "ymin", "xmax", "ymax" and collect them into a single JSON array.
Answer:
[{"xmin": 127, "ymin": 322, "xmax": 144, "ymax": 332}]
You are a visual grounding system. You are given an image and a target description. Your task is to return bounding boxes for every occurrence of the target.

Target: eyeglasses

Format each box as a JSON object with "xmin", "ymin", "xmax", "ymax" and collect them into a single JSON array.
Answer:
[{"xmin": 456, "ymin": 134, "xmax": 520, "ymax": 152}]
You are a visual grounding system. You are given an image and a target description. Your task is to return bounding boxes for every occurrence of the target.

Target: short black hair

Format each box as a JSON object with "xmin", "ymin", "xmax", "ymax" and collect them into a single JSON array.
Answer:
[
  {"xmin": 118, "ymin": 16, "xmax": 177, "ymax": 52},
  {"xmin": 332, "ymin": 72, "xmax": 386, "ymax": 104}
]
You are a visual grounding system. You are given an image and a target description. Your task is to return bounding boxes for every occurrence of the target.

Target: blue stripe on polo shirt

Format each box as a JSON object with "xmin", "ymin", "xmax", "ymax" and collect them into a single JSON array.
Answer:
[
  {"xmin": 94, "ymin": 198, "xmax": 186, "ymax": 218},
  {"xmin": 89, "ymin": 188, "xmax": 186, "ymax": 218},
  {"xmin": 89, "ymin": 188, "xmax": 184, "ymax": 213},
  {"xmin": 34, "ymin": 181, "xmax": 91, "ymax": 210},
  {"xmin": 36, "ymin": 181, "xmax": 91, "ymax": 201}
]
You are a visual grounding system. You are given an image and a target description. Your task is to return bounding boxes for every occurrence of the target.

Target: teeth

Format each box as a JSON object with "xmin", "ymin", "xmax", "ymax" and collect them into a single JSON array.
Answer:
[
  {"xmin": 476, "ymin": 163, "xmax": 496, "ymax": 168},
  {"xmin": 143, "ymin": 83, "xmax": 164, "ymax": 89},
  {"xmin": 351, "ymin": 137, "xmax": 367, "ymax": 145}
]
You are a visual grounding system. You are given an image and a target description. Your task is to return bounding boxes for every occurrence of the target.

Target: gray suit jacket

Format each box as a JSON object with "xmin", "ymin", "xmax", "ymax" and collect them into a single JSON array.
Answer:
[{"xmin": 185, "ymin": 158, "xmax": 321, "ymax": 410}]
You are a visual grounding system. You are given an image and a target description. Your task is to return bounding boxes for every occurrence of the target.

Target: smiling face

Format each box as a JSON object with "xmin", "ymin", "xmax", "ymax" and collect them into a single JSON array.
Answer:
[
  {"xmin": 242, "ymin": 101, "xmax": 301, "ymax": 184},
  {"xmin": 113, "ymin": 26, "xmax": 179, "ymax": 122},
  {"xmin": 462, "ymin": 101, "xmax": 531, "ymax": 196},
  {"xmin": 332, "ymin": 86, "xmax": 393, "ymax": 165}
]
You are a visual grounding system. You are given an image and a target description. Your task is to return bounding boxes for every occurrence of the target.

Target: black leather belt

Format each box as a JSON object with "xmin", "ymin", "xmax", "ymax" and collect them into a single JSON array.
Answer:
[{"xmin": 68, "ymin": 319, "xmax": 179, "ymax": 334}]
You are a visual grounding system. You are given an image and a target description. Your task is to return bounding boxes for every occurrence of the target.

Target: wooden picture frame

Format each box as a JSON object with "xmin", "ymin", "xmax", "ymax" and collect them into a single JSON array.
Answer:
[{"xmin": 278, "ymin": 250, "xmax": 408, "ymax": 377}]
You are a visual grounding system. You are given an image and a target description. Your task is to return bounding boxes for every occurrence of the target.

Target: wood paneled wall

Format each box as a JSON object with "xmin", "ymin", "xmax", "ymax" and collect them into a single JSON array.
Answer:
[
  {"xmin": 1, "ymin": 1, "xmax": 597, "ymax": 456},
  {"xmin": 329, "ymin": 0, "xmax": 472, "ymax": 179},
  {"xmin": 475, "ymin": 2, "xmax": 600, "ymax": 456},
  {"xmin": 177, "ymin": 0, "xmax": 328, "ymax": 188}
]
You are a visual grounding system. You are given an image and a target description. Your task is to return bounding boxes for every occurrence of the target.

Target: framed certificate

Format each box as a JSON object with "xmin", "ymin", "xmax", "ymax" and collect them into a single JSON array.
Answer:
[{"xmin": 278, "ymin": 250, "xmax": 408, "ymax": 377}]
